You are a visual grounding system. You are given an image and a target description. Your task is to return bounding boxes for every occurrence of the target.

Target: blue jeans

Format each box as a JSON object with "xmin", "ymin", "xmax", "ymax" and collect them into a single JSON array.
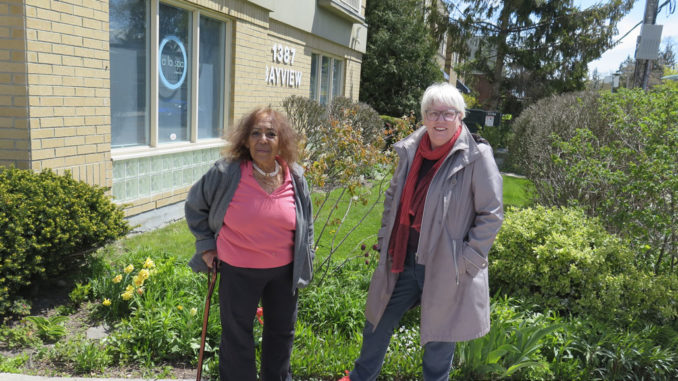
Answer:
[{"xmin": 350, "ymin": 252, "xmax": 456, "ymax": 381}]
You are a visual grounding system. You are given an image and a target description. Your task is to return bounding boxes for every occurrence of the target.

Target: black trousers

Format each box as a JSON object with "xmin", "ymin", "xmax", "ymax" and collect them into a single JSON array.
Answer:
[{"xmin": 218, "ymin": 261, "xmax": 298, "ymax": 381}]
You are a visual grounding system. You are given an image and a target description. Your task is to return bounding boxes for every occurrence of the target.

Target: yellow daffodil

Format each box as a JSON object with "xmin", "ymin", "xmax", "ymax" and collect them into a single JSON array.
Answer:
[
  {"xmin": 121, "ymin": 291, "xmax": 133, "ymax": 300},
  {"xmin": 125, "ymin": 285, "xmax": 134, "ymax": 292},
  {"xmin": 124, "ymin": 264, "xmax": 134, "ymax": 274},
  {"xmin": 102, "ymin": 298, "xmax": 111, "ymax": 306},
  {"xmin": 133, "ymin": 275, "xmax": 144, "ymax": 287},
  {"xmin": 112, "ymin": 274, "xmax": 122, "ymax": 284},
  {"xmin": 190, "ymin": 308, "xmax": 198, "ymax": 316},
  {"xmin": 143, "ymin": 257, "xmax": 155, "ymax": 269},
  {"xmin": 138, "ymin": 269, "xmax": 150, "ymax": 280},
  {"xmin": 177, "ymin": 305, "xmax": 183, "ymax": 311}
]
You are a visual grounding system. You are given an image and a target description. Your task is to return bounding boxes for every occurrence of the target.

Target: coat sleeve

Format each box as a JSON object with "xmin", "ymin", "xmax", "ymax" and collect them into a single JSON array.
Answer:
[
  {"xmin": 301, "ymin": 175, "xmax": 315, "ymax": 261},
  {"xmin": 185, "ymin": 165, "xmax": 222, "ymax": 272},
  {"xmin": 464, "ymin": 144, "xmax": 504, "ymax": 259}
]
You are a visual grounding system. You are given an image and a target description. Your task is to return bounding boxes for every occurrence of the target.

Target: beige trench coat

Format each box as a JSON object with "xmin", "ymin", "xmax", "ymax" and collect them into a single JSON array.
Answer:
[{"xmin": 365, "ymin": 125, "xmax": 503, "ymax": 345}]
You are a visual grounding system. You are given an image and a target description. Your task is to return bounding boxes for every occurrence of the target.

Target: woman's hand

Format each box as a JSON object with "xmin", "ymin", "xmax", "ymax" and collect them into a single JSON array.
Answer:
[{"xmin": 202, "ymin": 250, "xmax": 218, "ymax": 269}]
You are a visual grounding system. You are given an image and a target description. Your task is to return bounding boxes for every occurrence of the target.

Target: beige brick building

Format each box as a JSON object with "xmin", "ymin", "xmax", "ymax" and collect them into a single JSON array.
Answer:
[{"xmin": 0, "ymin": 0, "xmax": 367, "ymax": 222}]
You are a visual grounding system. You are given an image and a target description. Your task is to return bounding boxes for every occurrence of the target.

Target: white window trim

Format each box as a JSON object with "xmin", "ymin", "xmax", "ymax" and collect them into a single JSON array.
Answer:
[{"xmin": 310, "ymin": 52, "xmax": 345, "ymax": 104}]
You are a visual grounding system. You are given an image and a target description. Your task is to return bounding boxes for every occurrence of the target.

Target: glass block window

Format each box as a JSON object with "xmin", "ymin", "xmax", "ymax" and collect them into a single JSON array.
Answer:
[{"xmin": 112, "ymin": 148, "xmax": 221, "ymax": 202}]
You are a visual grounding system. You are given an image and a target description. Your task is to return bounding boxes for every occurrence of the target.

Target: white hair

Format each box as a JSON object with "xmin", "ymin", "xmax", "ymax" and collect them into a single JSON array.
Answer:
[{"xmin": 420, "ymin": 82, "xmax": 466, "ymax": 120}]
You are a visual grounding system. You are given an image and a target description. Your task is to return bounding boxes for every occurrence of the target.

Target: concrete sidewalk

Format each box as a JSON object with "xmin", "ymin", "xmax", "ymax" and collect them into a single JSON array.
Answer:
[{"xmin": 0, "ymin": 374, "xmax": 193, "ymax": 381}]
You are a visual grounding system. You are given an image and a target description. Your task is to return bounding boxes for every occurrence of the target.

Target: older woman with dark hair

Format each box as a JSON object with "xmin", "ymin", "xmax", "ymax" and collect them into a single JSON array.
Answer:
[
  {"xmin": 185, "ymin": 106, "xmax": 314, "ymax": 381},
  {"xmin": 340, "ymin": 82, "xmax": 503, "ymax": 381}
]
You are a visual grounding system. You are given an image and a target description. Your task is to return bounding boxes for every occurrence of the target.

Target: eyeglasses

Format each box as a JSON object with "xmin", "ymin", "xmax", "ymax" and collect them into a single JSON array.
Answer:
[{"xmin": 425, "ymin": 109, "xmax": 460, "ymax": 122}]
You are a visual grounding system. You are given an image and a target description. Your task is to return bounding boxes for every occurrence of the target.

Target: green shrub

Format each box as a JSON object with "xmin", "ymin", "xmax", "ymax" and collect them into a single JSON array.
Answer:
[
  {"xmin": 508, "ymin": 86, "xmax": 677, "ymax": 274},
  {"xmin": 281, "ymin": 95, "xmax": 327, "ymax": 164},
  {"xmin": 328, "ymin": 97, "xmax": 383, "ymax": 146},
  {"xmin": 282, "ymin": 95, "xmax": 386, "ymax": 174},
  {"xmin": 490, "ymin": 206, "xmax": 677, "ymax": 326},
  {"xmin": 507, "ymin": 90, "xmax": 605, "ymax": 180},
  {"xmin": 0, "ymin": 167, "xmax": 130, "ymax": 316}
]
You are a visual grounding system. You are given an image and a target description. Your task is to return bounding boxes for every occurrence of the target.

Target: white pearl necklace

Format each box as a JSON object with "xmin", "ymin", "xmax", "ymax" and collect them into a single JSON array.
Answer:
[{"xmin": 253, "ymin": 161, "xmax": 280, "ymax": 177}]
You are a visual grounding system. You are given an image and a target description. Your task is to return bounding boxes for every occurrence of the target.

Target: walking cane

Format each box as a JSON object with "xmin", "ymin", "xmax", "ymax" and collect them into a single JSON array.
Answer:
[{"xmin": 197, "ymin": 258, "xmax": 218, "ymax": 381}]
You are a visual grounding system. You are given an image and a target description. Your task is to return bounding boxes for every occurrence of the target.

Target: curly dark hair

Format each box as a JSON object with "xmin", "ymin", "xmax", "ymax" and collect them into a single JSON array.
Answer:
[{"xmin": 223, "ymin": 107, "xmax": 299, "ymax": 165}]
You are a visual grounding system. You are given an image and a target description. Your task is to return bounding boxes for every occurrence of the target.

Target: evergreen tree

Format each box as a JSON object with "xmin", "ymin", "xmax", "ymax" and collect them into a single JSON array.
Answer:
[
  {"xmin": 359, "ymin": 0, "xmax": 443, "ymax": 117},
  {"xmin": 447, "ymin": 0, "xmax": 633, "ymax": 115}
]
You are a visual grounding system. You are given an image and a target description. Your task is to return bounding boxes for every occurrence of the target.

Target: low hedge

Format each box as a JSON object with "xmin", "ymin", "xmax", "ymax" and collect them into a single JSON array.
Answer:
[
  {"xmin": 0, "ymin": 167, "xmax": 129, "ymax": 316},
  {"xmin": 490, "ymin": 206, "xmax": 677, "ymax": 326}
]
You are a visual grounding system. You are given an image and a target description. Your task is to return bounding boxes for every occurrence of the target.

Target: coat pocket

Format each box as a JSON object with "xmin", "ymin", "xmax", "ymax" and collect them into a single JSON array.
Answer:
[{"xmin": 461, "ymin": 244, "xmax": 488, "ymax": 277}]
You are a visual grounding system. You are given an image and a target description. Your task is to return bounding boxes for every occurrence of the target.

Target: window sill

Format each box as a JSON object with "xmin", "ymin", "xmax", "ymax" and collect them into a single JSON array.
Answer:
[{"xmin": 112, "ymin": 140, "xmax": 225, "ymax": 161}]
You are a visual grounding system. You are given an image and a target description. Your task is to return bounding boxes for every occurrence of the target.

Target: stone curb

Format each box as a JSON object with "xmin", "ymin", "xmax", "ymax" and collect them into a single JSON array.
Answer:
[{"xmin": 0, "ymin": 374, "xmax": 193, "ymax": 381}]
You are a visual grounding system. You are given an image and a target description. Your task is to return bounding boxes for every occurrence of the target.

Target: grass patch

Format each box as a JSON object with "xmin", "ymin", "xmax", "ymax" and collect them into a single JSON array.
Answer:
[
  {"xmin": 311, "ymin": 178, "xmax": 389, "ymax": 263},
  {"xmin": 502, "ymin": 174, "xmax": 534, "ymax": 208},
  {"xmin": 312, "ymin": 174, "xmax": 534, "ymax": 263},
  {"xmin": 122, "ymin": 222, "xmax": 195, "ymax": 260}
]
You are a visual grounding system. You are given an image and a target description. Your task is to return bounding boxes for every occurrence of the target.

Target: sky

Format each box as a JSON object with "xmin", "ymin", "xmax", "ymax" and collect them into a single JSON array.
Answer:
[{"xmin": 574, "ymin": 0, "xmax": 678, "ymax": 77}]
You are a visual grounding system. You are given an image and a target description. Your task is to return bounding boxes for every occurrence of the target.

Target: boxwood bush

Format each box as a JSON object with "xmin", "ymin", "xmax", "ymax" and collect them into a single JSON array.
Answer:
[
  {"xmin": 0, "ymin": 167, "xmax": 129, "ymax": 316},
  {"xmin": 490, "ymin": 206, "xmax": 677, "ymax": 326}
]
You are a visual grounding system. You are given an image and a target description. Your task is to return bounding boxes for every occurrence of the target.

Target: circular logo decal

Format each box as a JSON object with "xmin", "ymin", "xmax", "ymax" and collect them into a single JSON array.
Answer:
[{"xmin": 158, "ymin": 35, "xmax": 187, "ymax": 90}]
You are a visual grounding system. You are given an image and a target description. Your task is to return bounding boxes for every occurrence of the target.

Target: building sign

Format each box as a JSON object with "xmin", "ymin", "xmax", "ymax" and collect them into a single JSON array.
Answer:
[
  {"xmin": 265, "ymin": 43, "xmax": 302, "ymax": 87},
  {"xmin": 159, "ymin": 35, "xmax": 187, "ymax": 90}
]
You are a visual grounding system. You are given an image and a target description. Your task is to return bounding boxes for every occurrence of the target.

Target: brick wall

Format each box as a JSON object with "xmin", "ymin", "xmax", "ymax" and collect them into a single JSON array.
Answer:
[
  {"xmin": 0, "ymin": 0, "xmax": 30, "ymax": 169},
  {"xmin": 232, "ymin": 17, "xmax": 363, "ymax": 121},
  {"xmin": 232, "ymin": 18, "xmax": 311, "ymax": 119},
  {"xmin": 23, "ymin": 0, "xmax": 110, "ymax": 186}
]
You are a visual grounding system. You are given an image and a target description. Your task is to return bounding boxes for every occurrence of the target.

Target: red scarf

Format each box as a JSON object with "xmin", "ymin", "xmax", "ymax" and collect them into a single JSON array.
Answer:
[{"xmin": 388, "ymin": 128, "xmax": 461, "ymax": 273}]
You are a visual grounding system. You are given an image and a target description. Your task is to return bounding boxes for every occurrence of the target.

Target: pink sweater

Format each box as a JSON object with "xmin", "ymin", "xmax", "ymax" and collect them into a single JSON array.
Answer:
[{"xmin": 216, "ymin": 161, "xmax": 296, "ymax": 268}]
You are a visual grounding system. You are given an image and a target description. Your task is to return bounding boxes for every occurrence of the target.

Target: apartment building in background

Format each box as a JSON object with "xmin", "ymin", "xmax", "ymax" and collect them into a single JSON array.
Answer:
[{"xmin": 0, "ymin": 0, "xmax": 367, "ymax": 223}]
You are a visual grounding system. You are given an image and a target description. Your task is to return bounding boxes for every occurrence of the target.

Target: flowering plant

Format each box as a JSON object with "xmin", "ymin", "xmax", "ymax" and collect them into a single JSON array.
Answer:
[{"xmin": 92, "ymin": 257, "xmax": 157, "ymax": 320}]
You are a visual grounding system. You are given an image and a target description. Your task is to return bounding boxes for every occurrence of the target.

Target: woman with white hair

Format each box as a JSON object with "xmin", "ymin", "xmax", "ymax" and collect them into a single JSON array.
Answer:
[{"xmin": 340, "ymin": 82, "xmax": 504, "ymax": 380}]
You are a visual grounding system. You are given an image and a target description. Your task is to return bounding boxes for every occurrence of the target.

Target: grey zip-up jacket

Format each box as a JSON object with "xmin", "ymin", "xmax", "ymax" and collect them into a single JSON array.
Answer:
[{"xmin": 185, "ymin": 158, "xmax": 315, "ymax": 293}]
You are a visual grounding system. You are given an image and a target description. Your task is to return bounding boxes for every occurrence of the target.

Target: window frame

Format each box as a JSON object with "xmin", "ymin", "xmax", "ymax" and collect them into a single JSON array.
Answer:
[
  {"xmin": 309, "ymin": 52, "xmax": 345, "ymax": 105},
  {"xmin": 111, "ymin": 0, "xmax": 232, "ymax": 158}
]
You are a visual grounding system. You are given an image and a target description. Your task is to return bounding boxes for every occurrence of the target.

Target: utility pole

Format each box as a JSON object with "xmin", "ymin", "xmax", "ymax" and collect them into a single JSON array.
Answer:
[{"xmin": 632, "ymin": 0, "xmax": 659, "ymax": 89}]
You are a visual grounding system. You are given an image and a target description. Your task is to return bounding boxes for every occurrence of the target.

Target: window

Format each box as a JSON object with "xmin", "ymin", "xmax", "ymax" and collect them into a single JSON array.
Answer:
[
  {"xmin": 109, "ymin": 0, "xmax": 229, "ymax": 148},
  {"xmin": 198, "ymin": 16, "xmax": 225, "ymax": 139},
  {"xmin": 309, "ymin": 53, "xmax": 343, "ymax": 105},
  {"xmin": 158, "ymin": 3, "xmax": 191, "ymax": 143},
  {"xmin": 110, "ymin": 0, "xmax": 149, "ymax": 147}
]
